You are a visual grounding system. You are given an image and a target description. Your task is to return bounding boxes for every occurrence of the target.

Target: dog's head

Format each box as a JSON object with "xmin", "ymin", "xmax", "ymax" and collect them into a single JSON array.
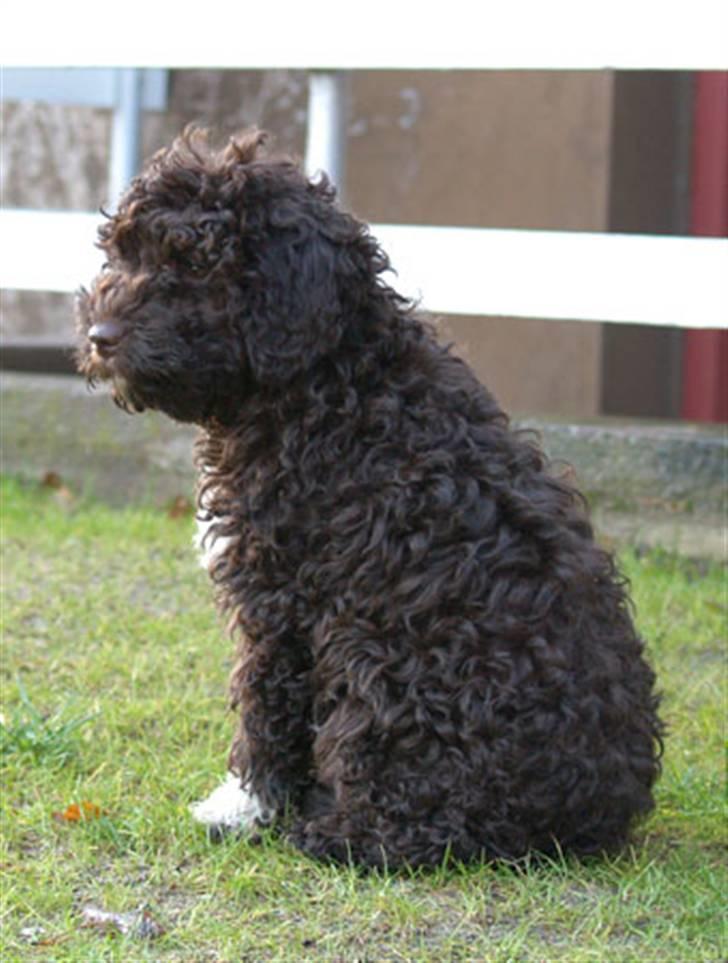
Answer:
[{"xmin": 76, "ymin": 127, "xmax": 392, "ymax": 423}]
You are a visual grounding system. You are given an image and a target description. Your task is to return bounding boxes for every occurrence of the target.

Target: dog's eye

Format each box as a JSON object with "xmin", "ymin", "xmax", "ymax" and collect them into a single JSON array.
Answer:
[{"xmin": 176, "ymin": 254, "xmax": 209, "ymax": 277}]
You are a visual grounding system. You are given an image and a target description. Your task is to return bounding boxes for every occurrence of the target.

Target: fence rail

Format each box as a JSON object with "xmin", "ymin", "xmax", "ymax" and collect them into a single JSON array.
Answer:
[
  {"xmin": 2, "ymin": 4, "xmax": 726, "ymax": 340},
  {"xmin": 2, "ymin": 210, "xmax": 726, "ymax": 329}
]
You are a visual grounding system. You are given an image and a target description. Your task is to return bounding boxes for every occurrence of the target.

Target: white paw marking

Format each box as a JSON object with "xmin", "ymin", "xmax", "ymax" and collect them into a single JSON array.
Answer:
[{"xmin": 190, "ymin": 773, "xmax": 271, "ymax": 832}]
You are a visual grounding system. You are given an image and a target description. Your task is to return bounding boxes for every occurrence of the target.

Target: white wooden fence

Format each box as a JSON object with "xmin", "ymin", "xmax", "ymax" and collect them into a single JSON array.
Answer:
[
  {"xmin": 1, "ymin": 212, "xmax": 726, "ymax": 329},
  {"xmin": 1, "ymin": 1, "xmax": 727, "ymax": 329}
]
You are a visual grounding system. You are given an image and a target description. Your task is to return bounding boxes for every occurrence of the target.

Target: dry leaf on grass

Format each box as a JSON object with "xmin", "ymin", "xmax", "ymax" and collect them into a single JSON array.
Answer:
[
  {"xmin": 167, "ymin": 495, "xmax": 194, "ymax": 518},
  {"xmin": 52, "ymin": 800, "xmax": 106, "ymax": 823},
  {"xmin": 40, "ymin": 470, "xmax": 76, "ymax": 508},
  {"xmin": 80, "ymin": 905, "xmax": 165, "ymax": 940},
  {"xmin": 41, "ymin": 470, "xmax": 64, "ymax": 489}
]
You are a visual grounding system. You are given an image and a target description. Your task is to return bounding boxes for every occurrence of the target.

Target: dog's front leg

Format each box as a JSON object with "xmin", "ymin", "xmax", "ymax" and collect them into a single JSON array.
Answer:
[{"xmin": 192, "ymin": 630, "xmax": 314, "ymax": 836}]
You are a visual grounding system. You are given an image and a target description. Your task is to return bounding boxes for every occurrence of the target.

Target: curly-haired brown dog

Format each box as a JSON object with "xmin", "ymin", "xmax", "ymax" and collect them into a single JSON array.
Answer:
[{"xmin": 76, "ymin": 127, "xmax": 663, "ymax": 868}]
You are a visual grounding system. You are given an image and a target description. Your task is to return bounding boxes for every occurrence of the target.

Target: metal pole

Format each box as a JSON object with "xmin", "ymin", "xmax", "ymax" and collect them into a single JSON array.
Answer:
[
  {"xmin": 108, "ymin": 68, "xmax": 143, "ymax": 209},
  {"xmin": 304, "ymin": 71, "xmax": 348, "ymax": 201}
]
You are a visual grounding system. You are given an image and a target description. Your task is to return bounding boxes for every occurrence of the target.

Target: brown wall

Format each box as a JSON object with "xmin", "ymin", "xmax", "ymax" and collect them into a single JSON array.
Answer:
[
  {"xmin": 602, "ymin": 72, "xmax": 692, "ymax": 419},
  {"xmin": 346, "ymin": 71, "xmax": 613, "ymax": 415},
  {"xmin": 3, "ymin": 69, "xmax": 619, "ymax": 417}
]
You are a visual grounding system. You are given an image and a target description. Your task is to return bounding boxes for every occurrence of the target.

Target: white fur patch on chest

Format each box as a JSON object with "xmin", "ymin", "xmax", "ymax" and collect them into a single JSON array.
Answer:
[
  {"xmin": 190, "ymin": 772, "xmax": 271, "ymax": 832},
  {"xmin": 193, "ymin": 511, "xmax": 235, "ymax": 571},
  {"xmin": 194, "ymin": 474, "xmax": 236, "ymax": 571}
]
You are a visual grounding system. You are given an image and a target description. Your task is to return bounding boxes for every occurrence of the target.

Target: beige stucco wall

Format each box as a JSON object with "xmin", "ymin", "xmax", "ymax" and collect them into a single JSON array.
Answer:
[{"xmin": 2, "ymin": 69, "xmax": 614, "ymax": 416}]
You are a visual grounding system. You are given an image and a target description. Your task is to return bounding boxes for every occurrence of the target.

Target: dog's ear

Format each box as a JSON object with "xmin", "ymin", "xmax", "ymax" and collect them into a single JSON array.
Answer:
[{"xmin": 241, "ymin": 177, "xmax": 375, "ymax": 386}]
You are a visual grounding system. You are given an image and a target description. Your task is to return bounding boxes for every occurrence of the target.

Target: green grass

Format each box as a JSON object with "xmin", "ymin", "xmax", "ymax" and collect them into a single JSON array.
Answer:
[{"xmin": 1, "ymin": 475, "xmax": 725, "ymax": 961}]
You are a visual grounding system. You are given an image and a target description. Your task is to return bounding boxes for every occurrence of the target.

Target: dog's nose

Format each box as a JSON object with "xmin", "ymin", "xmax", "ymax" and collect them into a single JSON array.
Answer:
[{"xmin": 88, "ymin": 321, "xmax": 123, "ymax": 356}]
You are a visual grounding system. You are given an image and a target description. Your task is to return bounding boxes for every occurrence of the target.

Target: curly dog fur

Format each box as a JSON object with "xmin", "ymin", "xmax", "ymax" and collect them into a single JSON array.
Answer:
[{"xmin": 76, "ymin": 127, "xmax": 663, "ymax": 868}]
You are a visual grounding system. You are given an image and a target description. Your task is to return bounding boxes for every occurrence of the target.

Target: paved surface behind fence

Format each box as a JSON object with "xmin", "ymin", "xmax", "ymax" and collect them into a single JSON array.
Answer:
[{"xmin": 1, "ymin": 372, "xmax": 725, "ymax": 560}]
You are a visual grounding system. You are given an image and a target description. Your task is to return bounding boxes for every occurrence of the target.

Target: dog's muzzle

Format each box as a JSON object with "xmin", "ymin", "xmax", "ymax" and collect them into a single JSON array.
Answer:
[{"xmin": 88, "ymin": 320, "xmax": 124, "ymax": 358}]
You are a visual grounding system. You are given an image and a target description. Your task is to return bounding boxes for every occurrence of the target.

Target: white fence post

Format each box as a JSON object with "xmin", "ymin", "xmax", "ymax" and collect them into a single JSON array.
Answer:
[
  {"xmin": 304, "ymin": 71, "xmax": 348, "ymax": 198},
  {"xmin": 108, "ymin": 69, "xmax": 143, "ymax": 209}
]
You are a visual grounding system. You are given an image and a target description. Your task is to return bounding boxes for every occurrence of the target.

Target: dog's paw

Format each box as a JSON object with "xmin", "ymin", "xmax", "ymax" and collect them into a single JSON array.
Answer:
[{"xmin": 190, "ymin": 772, "xmax": 271, "ymax": 838}]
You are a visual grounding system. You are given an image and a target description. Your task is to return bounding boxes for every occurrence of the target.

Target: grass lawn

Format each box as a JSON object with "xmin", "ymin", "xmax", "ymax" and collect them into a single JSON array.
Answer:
[{"xmin": 1, "ymin": 475, "xmax": 724, "ymax": 961}]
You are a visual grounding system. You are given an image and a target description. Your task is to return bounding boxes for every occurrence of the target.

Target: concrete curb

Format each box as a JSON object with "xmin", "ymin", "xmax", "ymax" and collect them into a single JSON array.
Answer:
[{"xmin": 1, "ymin": 372, "xmax": 725, "ymax": 560}]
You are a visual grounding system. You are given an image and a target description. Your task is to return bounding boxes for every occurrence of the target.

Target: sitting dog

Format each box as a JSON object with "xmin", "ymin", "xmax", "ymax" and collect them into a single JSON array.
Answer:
[{"xmin": 76, "ymin": 127, "xmax": 662, "ymax": 868}]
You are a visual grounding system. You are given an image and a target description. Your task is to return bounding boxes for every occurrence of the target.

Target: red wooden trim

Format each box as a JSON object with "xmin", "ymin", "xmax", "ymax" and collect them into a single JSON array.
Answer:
[{"xmin": 682, "ymin": 72, "xmax": 728, "ymax": 422}]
